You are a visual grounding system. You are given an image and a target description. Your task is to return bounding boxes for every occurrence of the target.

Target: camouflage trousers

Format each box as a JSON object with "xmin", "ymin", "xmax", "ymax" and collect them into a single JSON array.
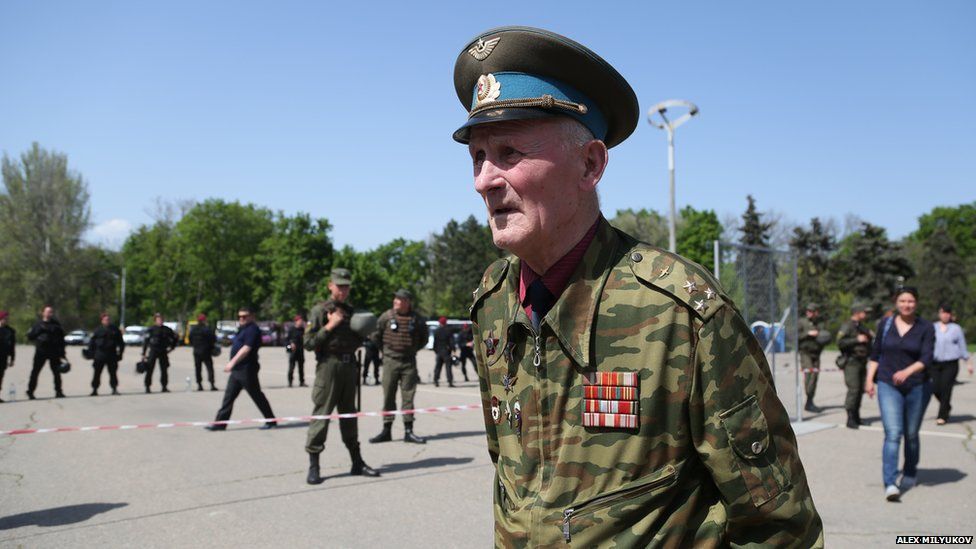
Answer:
[
  {"xmin": 843, "ymin": 357, "xmax": 867, "ymax": 412},
  {"xmin": 381, "ymin": 354, "xmax": 418, "ymax": 425},
  {"xmin": 801, "ymin": 352, "xmax": 820, "ymax": 401},
  {"xmin": 305, "ymin": 355, "xmax": 360, "ymax": 454}
]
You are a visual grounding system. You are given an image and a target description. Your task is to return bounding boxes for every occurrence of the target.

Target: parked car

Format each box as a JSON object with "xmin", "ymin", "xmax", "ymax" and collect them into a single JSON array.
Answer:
[
  {"xmin": 425, "ymin": 318, "xmax": 466, "ymax": 350},
  {"xmin": 122, "ymin": 325, "xmax": 149, "ymax": 346},
  {"xmin": 257, "ymin": 321, "xmax": 280, "ymax": 346},
  {"xmin": 65, "ymin": 329, "xmax": 91, "ymax": 346},
  {"xmin": 216, "ymin": 327, "xmax": 237, "ymax": 347}
]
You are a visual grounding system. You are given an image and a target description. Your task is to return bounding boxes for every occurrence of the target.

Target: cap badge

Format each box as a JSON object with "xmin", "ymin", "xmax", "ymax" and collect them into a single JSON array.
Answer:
[
  {"xmin": 475, "ymin": 73, "xmax": 501, "ymax": 107},
  {"xmin": 468, "ymin": 36, "xmax": 500, "ymax": 61}
]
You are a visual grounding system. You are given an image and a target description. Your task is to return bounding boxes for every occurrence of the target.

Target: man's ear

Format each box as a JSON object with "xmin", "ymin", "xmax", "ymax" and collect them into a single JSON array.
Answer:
[{"xmin": 580, "ymin": 140, "xmax": 609, "ymax": 191}]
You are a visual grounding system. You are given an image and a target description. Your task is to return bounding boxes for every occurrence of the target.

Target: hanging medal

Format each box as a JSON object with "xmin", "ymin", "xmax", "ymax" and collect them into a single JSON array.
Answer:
[{"xmin": 490, "ymin": 396, "xmax": 502, "ymax": 425}]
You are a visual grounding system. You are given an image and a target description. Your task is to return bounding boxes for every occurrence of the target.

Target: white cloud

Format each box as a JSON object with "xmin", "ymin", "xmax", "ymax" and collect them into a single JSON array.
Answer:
[{"xmin": 88, "ymin": 218, "xmax": 133, "ymax": 250}]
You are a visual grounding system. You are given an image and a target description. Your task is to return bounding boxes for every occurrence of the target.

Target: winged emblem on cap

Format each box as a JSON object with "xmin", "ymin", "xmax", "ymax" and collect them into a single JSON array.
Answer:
[{"xmin": 468, "ymin": 36, "xmax": 500, "ymax": 61}]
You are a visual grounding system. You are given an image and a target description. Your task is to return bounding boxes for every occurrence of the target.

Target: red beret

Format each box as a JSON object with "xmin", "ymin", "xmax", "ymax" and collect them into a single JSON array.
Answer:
[
  {"xmin": 0, "ymin": 311, "xmax": 8, "ymax": 320},
  {"xmin": 438, "ymin": 316, "xmax": 447, "ymax": 325},
  {"xmin": 197, "ymin": 314, "xmax": 207, "ymax": 322}
]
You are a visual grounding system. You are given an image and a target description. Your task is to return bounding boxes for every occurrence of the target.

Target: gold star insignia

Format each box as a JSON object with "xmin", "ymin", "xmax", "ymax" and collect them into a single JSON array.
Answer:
[
  {"xmin": 704, "ymin": 287, "xmax": 717, "ymax": 300},
  {"xmin": 694, "ymin": 299, "xmax": 708, "ymax": 313}
]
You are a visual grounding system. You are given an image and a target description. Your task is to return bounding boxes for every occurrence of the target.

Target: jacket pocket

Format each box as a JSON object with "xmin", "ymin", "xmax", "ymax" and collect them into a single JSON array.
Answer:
[
  {"xmin": 719, "ymin": 394, "xmax": 788, "ymax": 506},
  {"xmin": 561, "ymin": 463, "xmax": 678, "ymax": 542}
]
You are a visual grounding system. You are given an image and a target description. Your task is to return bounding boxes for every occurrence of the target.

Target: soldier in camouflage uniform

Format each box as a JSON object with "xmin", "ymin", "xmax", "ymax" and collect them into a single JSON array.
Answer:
[
  {"xmin": 798, "ymin": 303, "xmax": 828, "ymax": 412},
  {"xmin": 369, "ymin": 289, "xmax": 429, "ymax": 444},
  {"xmin": 303, "ymin": 268, "xmax": 380, "ymax": 484},
  {"xmin": 454, "ymin": 27, "xmax": 823, "ymax": 546},
  {"xmin": 836, "ymin": 302, "xmax": 874, "ymax": 429}
]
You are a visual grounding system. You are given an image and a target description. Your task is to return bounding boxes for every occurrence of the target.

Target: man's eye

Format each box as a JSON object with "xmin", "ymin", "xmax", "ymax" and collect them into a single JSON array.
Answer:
[{"xmin": 502, "ymin": 147, "xmax": 520, "ymax": 158}]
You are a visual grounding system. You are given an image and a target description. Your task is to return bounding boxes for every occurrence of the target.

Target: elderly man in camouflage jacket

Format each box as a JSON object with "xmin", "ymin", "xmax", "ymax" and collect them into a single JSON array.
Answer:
[{"xmin": 454, "ymin": 27, "xmax": 823, "ymax": 546}]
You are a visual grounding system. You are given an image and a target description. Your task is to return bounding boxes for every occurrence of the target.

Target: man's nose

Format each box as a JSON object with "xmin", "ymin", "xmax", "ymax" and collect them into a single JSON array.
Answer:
[{"xmin": 474, "ymin": 160, "xmax": 505, "ymax": 195}]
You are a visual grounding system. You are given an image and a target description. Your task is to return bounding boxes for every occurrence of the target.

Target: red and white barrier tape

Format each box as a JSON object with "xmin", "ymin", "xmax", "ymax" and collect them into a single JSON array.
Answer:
[
  {"xmin": 0, "ymin": 403, "xmax": 483, "ymax": 436},
  {"xmin": 800, "ymin": 368, "xmax": 842, "ymax": 373}
]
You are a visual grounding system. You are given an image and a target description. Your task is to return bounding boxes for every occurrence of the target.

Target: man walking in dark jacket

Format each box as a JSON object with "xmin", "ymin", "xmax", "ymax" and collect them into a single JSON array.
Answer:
[
  {"xmin": 87, "ymin": 313, "xmax": 125, "ymax": 396},
  {"xmin": 142, "ymin": 312, "xmax": 178, "ymax": 393},
  {"xmin": 189, "ymin": 314, "xmax": 218, "ymax": 391},
  {"xmin": 206, "ymin": 307, "xmax": 277, "ymax": 431},
  {"xmin": 27, "ymin": 305, "xmax": 66, "ymax": 399},
  {"xmin": 432, "ymin": 316, "xmax": 456, "ymax": 388},
  {"xmin": 285, "ymin": 315, "xmax": 306, "ymax": 387},
  {"xmin": 0, "ymin": 311, "xmax": 15, "ymax": 402}
]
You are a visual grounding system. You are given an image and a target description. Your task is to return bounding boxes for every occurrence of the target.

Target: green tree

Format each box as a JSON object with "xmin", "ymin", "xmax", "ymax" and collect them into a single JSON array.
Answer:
[
  {"xmin": 174, "ymin": 200, "xmax": 273, "ymax": 320},
  {"xmin": 911, "ymin": 202, "xmax": 976, "ymax": 259},
  {"xmin": 913, "ymin": 226, "xmax": 970, "ymax": 321},
  {"xmin": 737, "ymin": 195, "xmax": 778, "ymax": 322},
  {"xmin": 426, "ymin": 216, "xmax": 503, "ymax": 317},
  {"xmin": 0, "ymin": 143, "xmax": 102, "ymax": 330},
  {"xmin": 609, "ymin": 208, "xmax": 669, "ymax": 248},
  {"xmin": 252, "ymin": 213, "xmax": 333, "ymax": 319},
  {"xmin": 832, "ymin": 222, "xmax": 914, "ymax": 314},
  {"xmin": 121, "ymin": 222, "xmax": 188, "ymax": 324},
  {"xmin": 790, "ymin": 217, "xmax": 836, "ymax": 315},
  {"xmin": 676, "ymin": 206, "xmax": 722, "ymax": 267}
]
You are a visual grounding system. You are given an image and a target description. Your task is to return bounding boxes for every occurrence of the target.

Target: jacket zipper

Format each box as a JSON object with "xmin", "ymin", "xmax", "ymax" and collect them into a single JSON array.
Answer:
[{"xmin": 562, "ymin": 465, "xmax": 678, "ymax": 542}]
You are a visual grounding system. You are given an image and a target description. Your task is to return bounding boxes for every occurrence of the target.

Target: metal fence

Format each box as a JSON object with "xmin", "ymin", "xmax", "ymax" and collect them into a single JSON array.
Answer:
[{"xmin": 713, "ymin": 241, "xmax": 804, "ymax": 421}]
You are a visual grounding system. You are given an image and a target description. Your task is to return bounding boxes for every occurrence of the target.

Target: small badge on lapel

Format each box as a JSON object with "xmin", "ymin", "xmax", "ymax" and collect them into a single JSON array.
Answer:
[
  {"xmin": 502, "ymin": 373, "xmax": 517, "ymax": 394},
  {"xmin": 512, "ymin": 400, "xmax": 522, "ymax": 439},
  {"xmin": 484, "ymin": 330, "xmax": 499, "ymax": 357}
]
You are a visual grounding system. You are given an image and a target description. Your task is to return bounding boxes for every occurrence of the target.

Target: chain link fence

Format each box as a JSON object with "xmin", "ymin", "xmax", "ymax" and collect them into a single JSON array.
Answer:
[{"xmin": 713, "ymin": 241, "xmax": 804, "ymax": 421}]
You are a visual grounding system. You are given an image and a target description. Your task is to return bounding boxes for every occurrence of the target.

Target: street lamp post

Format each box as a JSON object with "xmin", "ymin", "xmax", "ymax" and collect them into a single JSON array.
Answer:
[{"xmin": 647, "ymin": 100, "xmax": 699, "ymax": 253}]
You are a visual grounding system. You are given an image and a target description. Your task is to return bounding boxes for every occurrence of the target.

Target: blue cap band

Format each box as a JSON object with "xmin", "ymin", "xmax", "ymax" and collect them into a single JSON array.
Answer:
[{"xmin": 469, "ymin": 71, "xmax": 608, "ymax": 141}]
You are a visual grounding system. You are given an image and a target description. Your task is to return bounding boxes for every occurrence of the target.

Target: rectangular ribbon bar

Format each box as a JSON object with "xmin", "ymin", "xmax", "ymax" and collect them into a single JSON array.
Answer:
[
  {"xmin": 582, "ymin": 371, "xmax": 638, "ymax": 387},
  {"xmin": 583, "ymin": 385, "xmax": 637, "ymax": 401},
  {"xmin": 582, "ymin": 412, "xmax": 638, "ymax": 429}
]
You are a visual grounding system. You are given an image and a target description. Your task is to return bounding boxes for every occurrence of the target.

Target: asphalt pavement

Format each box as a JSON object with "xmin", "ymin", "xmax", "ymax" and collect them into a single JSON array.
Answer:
[{"xmin": 0, "ymin": 345, "xmax": 973, "ymax": 548}]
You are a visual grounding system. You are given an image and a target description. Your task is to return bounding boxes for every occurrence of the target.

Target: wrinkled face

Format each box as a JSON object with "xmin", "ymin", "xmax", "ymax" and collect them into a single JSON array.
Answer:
[
  {"xmin": 42, "ymin": 307, "xmax": 54, "ymax": 321},
  {"xmin": 393, "ymin": 296, "xmax": 411, "ymax": 314},
  {"xmin": 469, "ymin": 119, "xmax": 588, "ymax": 252},
  {"xmin": 895, "ymin": 293, "xmax": 917, "ymax": 317},
  {"xmin": 939, "ymin": 309, "xmax": 952, "ymax": 323},
  {"xmin": 329, "ymin": 282, "xmax": 350, "ymax": 303}
]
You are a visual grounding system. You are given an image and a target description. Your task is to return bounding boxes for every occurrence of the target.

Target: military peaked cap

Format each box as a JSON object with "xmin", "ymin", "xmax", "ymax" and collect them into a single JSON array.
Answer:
[{"xmin": 453, "ymin": 26, "xmax": 639, "ymax": 148}]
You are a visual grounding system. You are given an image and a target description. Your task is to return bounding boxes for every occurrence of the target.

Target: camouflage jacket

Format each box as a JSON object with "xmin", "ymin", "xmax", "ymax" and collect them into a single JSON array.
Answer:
[
  {"xmin": 304, "ymin": 299, "xmax": 361, "ymax": 360},
  {"xmin": 470, "ymin": 219, "xmax": 823, "ymax": 547}
]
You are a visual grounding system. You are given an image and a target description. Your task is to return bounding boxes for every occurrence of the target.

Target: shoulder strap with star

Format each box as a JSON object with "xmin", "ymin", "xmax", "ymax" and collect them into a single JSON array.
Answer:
[
  {"xmin": 469, "ymin": 256, "xmax": 513, "ymax": 318},
  {"xmin": 624, "ymin": 241, "xmax": 727, "ymax": 322}
]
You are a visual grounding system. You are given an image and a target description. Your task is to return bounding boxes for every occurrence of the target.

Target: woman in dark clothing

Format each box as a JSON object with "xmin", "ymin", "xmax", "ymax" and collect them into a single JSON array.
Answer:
[{"xmin": 865, "ymin": 287, "xmax": 934, "ymax": 502}]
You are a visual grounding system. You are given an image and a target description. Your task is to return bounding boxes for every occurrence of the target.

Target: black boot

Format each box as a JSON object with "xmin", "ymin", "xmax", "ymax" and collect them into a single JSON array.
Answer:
[
  {"xmin": 804, "ymin": 400, "xmax": 819, "ymax": 413},
  {"xmin": 307, "ymin": 452, "xmax": 324, "ymax": 485},
  {"xmin": 347, "ymin": 444, "xmax": 381, "ymax": 477},
  {"xmin": 404, "ymin": 424, "xmax": 426, "ymax": 444},
  {"xmin": 197, "ymin": 383, "xmax": 204, "ymax": 391},
  {"xmin": 210, "ymin": 384, "xmax": 218, "ymax": 391},
  {"xmin": 846, "ymin": 410, "xmax": 858, "ymax": 429},
  {"xmin": 369, "ymin": 423, "xmax": 392, "ymax": 443}
]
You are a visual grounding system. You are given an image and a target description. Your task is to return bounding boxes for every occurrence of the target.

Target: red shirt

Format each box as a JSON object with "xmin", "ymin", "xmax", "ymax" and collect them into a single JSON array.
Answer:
[{"xmin": 519, "ymin": 219, "xmax": 600, "ymax": 319}]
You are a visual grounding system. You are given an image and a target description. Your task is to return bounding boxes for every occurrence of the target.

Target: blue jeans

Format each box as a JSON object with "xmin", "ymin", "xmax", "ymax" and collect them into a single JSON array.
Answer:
[{"xmin": 877, "ymin": 380, "xmax": 932, "ymax": 487}]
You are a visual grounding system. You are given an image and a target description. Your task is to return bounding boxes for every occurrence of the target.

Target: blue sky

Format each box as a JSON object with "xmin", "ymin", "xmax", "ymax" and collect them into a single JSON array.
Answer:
[{"xmin": 1, "ymin": 1, "xmax": 973, "ymax": 251}]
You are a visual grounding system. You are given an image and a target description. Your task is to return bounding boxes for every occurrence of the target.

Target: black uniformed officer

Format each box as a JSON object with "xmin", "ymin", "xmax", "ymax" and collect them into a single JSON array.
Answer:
[
  {"xmin": 432, "ymin": 316, "xmax": 456, "ymax": 387},
  {"xmin": 456, "ymin": 322, "xmax": 474, "ymax": 383},
  {"xmin": 286, "ymin": 315, "xmax": 307, "ymax": 387},
  {"xmin": 206, "ymin": 307, "xmax": 277, "ymax": 431},
  {"xmin": 87, "ymin": 313, "xmax": 125, "ymax": 396},
  {"xmin": 362, "ymin": 338, "xmax": 381, "ymax": 385},
  {"xmin": 26, "ymin": 305, "xmax": 66, "ymax": 399},
  {"xmin": 189, "ymin": 313, "xmax": 218, "ymax": 391},
  {"xmin": 0, "ymin": 311, "xmax": 15, "ymax": 402},
  {"xmin": 141, "ymin": 312, "xmax": 178, "ymax": 393},
  {"xmin": 304, "ymin": 268, "xmax": 380, "ymax": 484}
]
